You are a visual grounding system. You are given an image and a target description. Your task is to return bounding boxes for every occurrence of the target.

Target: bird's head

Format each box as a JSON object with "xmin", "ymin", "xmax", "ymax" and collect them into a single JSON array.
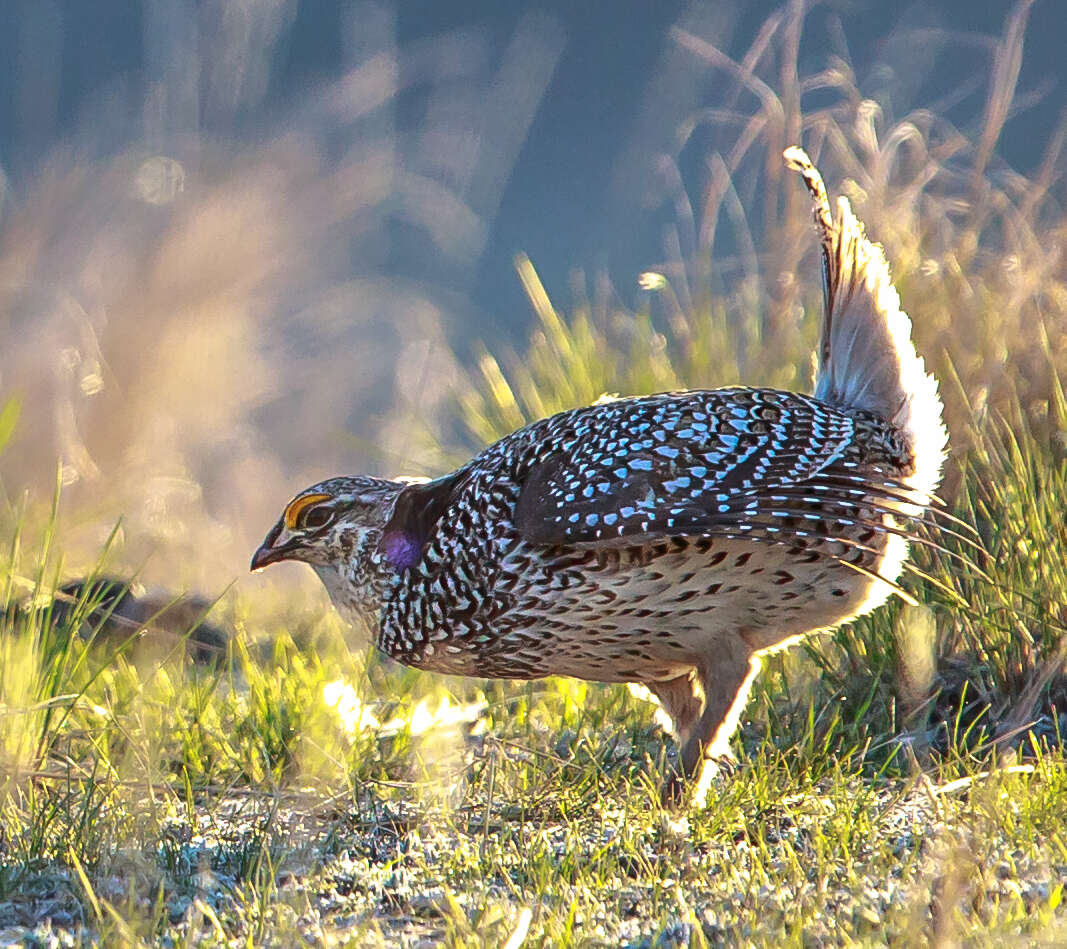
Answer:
[{"xmin": 251, "ymin": 476, "xmax": 406, "ymax": 625}]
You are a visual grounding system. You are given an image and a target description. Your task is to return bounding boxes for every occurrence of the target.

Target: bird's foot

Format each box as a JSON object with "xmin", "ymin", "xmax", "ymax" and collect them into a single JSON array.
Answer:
[{"xmin": 660, "ymin": 752, "xmax": 738, "ymax": 810}]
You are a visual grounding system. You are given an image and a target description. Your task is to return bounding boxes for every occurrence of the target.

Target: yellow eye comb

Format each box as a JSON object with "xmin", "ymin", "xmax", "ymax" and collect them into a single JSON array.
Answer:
[{"xmin": 284, "ymin": 493, "xmax": 331, "ymax": 530}]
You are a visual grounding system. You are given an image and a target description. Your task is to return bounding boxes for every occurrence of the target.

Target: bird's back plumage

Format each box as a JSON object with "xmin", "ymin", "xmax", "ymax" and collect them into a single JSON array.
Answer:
[{"xmin": 378, "ymin": 387, "xmax": 917, "ymax": 673}]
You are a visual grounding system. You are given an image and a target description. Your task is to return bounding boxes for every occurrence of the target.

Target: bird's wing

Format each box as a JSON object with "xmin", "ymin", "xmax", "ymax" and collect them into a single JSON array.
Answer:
[
  {"xmin": 380, "ymin": 469, "xmax": 472, "ymax": 569},
  {"xmin": 512, "ymin": 389, "xmax": 868, "ymax": 547}
]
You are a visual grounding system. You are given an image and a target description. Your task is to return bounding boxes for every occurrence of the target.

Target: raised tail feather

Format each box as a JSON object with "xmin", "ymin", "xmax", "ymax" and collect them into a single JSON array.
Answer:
[{"xmin": 784, "ymin": 147, "xmax": 947, "ymax": 504}]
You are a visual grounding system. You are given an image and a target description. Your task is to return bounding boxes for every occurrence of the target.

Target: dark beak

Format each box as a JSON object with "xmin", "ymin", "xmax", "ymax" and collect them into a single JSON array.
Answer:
[{"xmin": 250, "ymin": 524, "xmax": 301, "ymax": 571}]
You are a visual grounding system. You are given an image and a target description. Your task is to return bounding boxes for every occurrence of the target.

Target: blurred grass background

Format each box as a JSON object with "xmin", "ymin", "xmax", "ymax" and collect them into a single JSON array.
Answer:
[{"xmin": 2, "ymin": 0, "xmax": 1067, "ymax": 945}]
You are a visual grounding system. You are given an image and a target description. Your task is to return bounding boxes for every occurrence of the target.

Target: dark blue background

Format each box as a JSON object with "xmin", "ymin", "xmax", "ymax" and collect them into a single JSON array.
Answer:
[{"xmin": 2, "ymin": 1, "xmax": 1061, "ymax": 335}]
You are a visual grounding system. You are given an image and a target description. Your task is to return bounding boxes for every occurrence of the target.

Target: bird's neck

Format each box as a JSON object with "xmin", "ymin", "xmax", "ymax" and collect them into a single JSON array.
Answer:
[{"xmin": 313, "ymin": 533, "xmax": 395, "ymax": 646}]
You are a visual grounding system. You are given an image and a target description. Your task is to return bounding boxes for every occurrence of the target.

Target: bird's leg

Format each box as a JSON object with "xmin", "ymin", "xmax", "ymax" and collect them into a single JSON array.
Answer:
[
  {"xmin": 645, "ymin": 671, "xmax": 703, "ymax": 741},
  {"xmin": 643, "ymin": 672, "xmax": 702, "ymax": 808},
  {"xmin": 661, "ymin": 651, "xmax": 761, "ymax": 809}
]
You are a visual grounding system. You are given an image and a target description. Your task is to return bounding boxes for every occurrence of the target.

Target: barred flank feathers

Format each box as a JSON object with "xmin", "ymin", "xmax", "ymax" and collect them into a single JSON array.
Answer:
[{"xmin": 784, "ymin": 147, "xmax": 948, "ymax": 505}]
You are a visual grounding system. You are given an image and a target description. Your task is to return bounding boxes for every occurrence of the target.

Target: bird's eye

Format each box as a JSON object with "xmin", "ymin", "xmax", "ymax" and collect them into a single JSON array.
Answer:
[
  {"xmin": 284, "ymin": 492, "xmax": 332, "ymax": 530},
  {"xmin": 297, "ymin": 505, "xmax": 334, "ymax": 531}
]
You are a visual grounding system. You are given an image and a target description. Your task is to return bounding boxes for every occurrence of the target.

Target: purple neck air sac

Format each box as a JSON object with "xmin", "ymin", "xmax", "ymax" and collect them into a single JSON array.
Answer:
[{"xmin": 381, "ymin": 530, "xmax": 423, "ymax": 570}]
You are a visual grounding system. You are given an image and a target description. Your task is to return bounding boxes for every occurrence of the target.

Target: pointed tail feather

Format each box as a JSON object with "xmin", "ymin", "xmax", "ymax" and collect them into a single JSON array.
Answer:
[{"xmin": 783, "ymin": 146, "xmax": 947, "ymax": 503}]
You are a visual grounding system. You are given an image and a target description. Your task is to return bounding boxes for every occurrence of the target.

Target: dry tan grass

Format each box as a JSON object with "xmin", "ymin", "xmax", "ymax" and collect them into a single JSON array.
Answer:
[
  {"xmin": 0, "ymin": 87, "xmax": 459, "ymax": 594},
  {"xmin": 460, "ymin": 0, "xmax": 1066, "ymax": 480}
]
